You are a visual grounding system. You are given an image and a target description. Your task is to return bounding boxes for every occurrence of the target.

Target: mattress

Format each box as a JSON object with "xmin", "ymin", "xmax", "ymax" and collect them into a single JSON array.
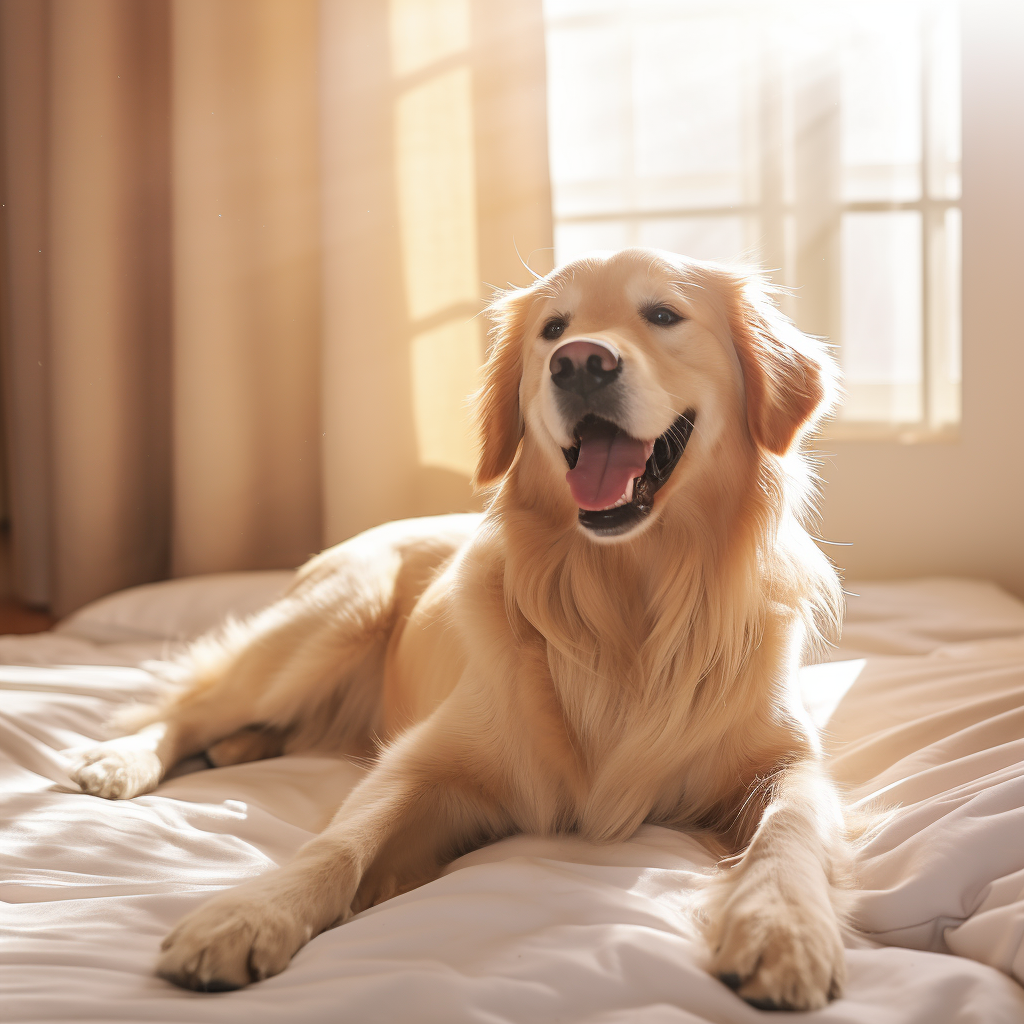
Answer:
[{"xmin": 2, "ymin": 572, "xmax": 1023, "ymax": 1023}]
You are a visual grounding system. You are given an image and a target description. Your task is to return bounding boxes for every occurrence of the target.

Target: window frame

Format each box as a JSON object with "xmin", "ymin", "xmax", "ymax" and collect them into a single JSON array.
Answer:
[{"xmin": 544, "ymin": 0, "xmax": 962, "ymax": 442}]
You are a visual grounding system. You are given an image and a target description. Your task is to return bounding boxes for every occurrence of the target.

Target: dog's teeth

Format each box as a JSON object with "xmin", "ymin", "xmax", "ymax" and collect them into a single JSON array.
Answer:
[{"xmin": 602, "ymin": 478, "xmax": 636, "ymax": 510}]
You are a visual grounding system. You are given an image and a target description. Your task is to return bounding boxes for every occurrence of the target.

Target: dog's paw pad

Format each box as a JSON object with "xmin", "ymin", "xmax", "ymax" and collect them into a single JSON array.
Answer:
[
  {"xmin": 195, "ymin": 978, "xmax": 241, "ymax": 993},
  {"xmin": 742, "ymin": 994, "xmax": 786, "ymax": 1012}
]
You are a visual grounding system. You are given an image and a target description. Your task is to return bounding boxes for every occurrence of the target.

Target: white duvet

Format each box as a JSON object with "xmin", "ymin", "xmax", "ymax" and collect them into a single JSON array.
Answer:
[{"xmin": 2, "ymin": 574, "xmax": 1023, "ymax": 1023}]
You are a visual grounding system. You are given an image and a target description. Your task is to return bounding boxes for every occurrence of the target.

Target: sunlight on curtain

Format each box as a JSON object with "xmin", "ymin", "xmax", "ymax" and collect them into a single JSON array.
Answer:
[
  {"xmin": 410, "ymin": 320, "xmax": 482, "ymax": 476},
  {"xmin": 543, "ymin": 0, "xmax": 962, "ymax": 437},
  {"xmin": 392, "ymin": 1, "xmax": 482, "ymax": 478},
  {"xmin": 319, "ymin": 0, "xmax": 550, "ymax": 547},
  {"xmin": 390, "ymin": 0, "xmax": 469, "ymax": 74}
]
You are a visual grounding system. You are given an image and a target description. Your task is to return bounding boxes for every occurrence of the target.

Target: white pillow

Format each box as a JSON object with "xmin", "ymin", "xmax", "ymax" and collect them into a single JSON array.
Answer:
[{"xmin": 57, "ymin": 571, "xmax": 294, "ymax": 644}]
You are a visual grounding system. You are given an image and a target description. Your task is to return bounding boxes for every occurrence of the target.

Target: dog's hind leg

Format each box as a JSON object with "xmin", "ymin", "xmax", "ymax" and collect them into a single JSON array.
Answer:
[
  {"xmin": 205, "ymin": 725, "xmax": 289, "ymax": 767},
  {"xmin": 68, "ymin": 596, "xmax": 387, "ymax": 799},
  {"xmin": 68, "ymin": 519, "xmax": 474, "ymax": 800},
  {"xmin": 68, "ymin": 552, "xmax": 406, "ymax": 799}
]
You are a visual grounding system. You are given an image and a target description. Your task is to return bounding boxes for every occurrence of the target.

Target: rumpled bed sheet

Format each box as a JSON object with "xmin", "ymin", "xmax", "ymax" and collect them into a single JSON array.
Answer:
[{"xmin": 2, "ymin": 573, "xmax": 1023, "ymax": 1023}]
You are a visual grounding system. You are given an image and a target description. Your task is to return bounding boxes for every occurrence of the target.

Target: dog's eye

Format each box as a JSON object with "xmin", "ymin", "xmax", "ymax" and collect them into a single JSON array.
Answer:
[
  {"xmin": 542, "ymin": 318, "xmax": 567, "ymax": 341},
  {"xmin": 644, "ymin": 306, "xmax": 683, "ymax": 327}
]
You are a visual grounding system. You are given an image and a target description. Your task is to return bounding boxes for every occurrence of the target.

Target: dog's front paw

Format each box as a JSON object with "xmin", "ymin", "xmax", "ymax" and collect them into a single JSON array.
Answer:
[
  {"xmin": 157, "ymin": 885, "xmax": 312, "ymax": 991},
  {"xmin": 710, "ymin": 871, "xmax": 845, "ymax": 1011},
  {"xmin": 68, "ymin": 744, "xmax": 161, "ymax": 799}
]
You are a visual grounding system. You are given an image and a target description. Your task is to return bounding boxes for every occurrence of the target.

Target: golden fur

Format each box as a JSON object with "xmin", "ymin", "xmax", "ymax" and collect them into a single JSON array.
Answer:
[{"xmin": 70, "ymin": 249, "xmax": 850, "ymax": 1011}]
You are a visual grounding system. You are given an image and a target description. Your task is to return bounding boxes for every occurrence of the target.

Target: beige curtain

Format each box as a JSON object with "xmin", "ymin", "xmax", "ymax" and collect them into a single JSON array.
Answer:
[{"xmin": 0, "ymin": 0, "xmax": 552, "ymax": 617}]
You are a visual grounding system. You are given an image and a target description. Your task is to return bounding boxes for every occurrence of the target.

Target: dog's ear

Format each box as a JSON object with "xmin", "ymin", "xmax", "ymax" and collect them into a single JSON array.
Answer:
[
  {"xmin": 729, "ymin": 279, "xmax": 838, "ymax": 455},
  {"xmin": 472, "ymin": 286, "xmax": 537, "ymax": 488}
]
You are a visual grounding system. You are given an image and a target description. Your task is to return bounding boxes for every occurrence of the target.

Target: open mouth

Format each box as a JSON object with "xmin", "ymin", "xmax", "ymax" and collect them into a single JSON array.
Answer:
[{"xmin": 561, "ymin": 410, "xmax": 697, "ymax": 537}]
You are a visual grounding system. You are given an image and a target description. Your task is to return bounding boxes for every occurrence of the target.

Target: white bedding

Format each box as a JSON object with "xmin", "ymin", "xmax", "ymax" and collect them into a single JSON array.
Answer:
[{"xmin": 2, "ymin": 573, "xmax": 1023, "ymax": 1023}]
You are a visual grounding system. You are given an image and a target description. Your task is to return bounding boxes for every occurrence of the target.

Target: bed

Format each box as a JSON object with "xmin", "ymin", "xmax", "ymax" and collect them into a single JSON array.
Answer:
[{"xmin": 3, "ymin": 572, "xmax": 1023, "ymax": 1022}]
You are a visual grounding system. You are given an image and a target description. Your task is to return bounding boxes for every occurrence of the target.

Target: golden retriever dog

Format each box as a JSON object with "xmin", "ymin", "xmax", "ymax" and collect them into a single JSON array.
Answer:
[{"xmin": 70, "ymin": 248, "xmax": 848, "ymax": 1011}]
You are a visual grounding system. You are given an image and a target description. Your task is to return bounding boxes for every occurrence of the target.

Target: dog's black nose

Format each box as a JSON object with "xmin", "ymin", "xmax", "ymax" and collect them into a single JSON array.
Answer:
[{"xmin": 550, "ymin": 340, "xmax": 622, "ymax": 397}]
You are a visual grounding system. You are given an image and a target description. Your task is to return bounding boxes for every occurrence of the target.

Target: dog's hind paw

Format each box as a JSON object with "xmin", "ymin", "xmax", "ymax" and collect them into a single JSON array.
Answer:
[{"xmin": 68, "ymin": 744, "xmax": 161, "ymax": 799}]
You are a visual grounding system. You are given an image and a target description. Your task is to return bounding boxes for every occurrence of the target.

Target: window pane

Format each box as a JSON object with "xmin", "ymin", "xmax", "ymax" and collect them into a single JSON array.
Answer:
[
  {"xmin": 840, "ymin": 3, "xmax": 922, "ymax": 202},
  {"xmin": 631, "ymin": 16, "xmax": 749, "ymax": 209},
  {"xmin": 840, "ymin": 211, "xmax": 922, "ymax": 422},
  {"xmin": 637, "ymin": 217, "xmax": 748, "ymax": 263},
  {"xmin": 546, "ymin": 26, "xmax": 630, "ymax": 217},
  {"xmin": 926, "ymin": 0, "xmax": 961, "ymax": 199},
  {"xmin": 555, "ymin": 219, "xmax": 632, "ymax": 264}
]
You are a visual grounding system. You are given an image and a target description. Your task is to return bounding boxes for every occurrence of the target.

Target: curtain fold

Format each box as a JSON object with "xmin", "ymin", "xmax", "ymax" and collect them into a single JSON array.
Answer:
[
  {"xmin": 0, "ymin": 0, "xmax": 551, "ymax": 617},
  {"xmin": 1, "ymin": 0, "xmax": 53, "ymax": 609},
  {"xmin": 1, "ymin": 0, "xmax": 173, "ymax": 615},
  {"xmin": 170, "ymin": 0, "xmax": 322, "ymax": 578}
]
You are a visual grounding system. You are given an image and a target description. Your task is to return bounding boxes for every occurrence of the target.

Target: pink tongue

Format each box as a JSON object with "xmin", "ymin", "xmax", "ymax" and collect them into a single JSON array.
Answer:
[{"xmin": 566, "ymin": 421, "xmax": 650, "ymax": 511}]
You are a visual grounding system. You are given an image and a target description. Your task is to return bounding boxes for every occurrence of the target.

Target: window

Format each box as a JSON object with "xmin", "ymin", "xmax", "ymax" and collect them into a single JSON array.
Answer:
[{"xmin": 544, "ymin": 0, "xmax": 961, "ymax": 438}]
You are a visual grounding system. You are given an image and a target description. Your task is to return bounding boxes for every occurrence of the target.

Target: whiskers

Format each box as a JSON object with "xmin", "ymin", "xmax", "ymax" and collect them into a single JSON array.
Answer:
[
  {"xmin": 653, "ymin": 394, "xmax": 703, "ymax": 444},
  {"xmin": 664, "ymin": 410, "xmax": 697, "ymax": 446}
]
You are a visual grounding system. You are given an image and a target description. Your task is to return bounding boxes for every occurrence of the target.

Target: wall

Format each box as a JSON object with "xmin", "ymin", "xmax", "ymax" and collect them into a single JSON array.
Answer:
[{"xmin": 817, "ymin": 0, "xmax": 1024, "ymax": 598}]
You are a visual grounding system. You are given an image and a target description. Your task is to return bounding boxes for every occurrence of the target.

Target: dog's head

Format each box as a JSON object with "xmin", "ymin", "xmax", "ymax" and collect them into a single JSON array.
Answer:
[{"xmin": 474, "ymin": 248, "xmax": 836, "ymax": 542}]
